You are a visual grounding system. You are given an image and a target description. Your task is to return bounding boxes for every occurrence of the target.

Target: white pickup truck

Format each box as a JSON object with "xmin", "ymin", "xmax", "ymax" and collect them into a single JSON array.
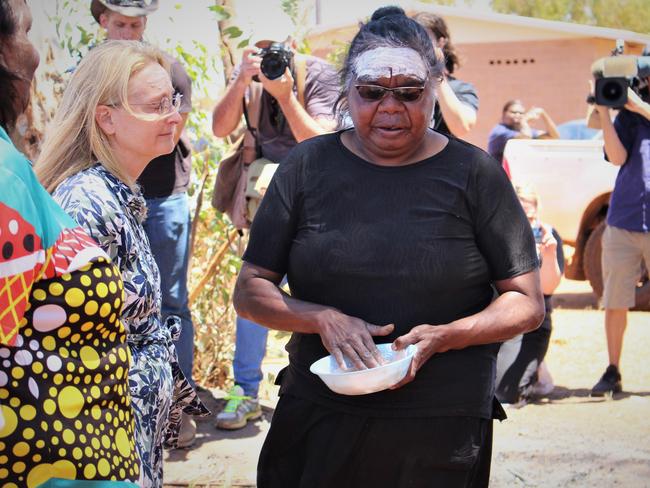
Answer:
[{"xmin": 503, "ymin": 138, "xmax": 650, "ymax": 310}]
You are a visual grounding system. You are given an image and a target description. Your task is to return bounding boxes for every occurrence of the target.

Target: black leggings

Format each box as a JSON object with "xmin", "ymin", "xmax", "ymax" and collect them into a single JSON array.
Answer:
[{"xmin": 495, "ymin": 325, "xmax": 552, "ymax": 403}]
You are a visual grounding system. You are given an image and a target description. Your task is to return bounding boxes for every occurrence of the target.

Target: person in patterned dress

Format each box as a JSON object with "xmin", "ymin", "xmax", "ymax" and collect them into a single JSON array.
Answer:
[
  {"xmin": 35, "ymin": 41, "xmax": 208, "ymax": 488},
  {"xmin": 0, "ymin": 1, "xmax": 140, "ymax": 486}
]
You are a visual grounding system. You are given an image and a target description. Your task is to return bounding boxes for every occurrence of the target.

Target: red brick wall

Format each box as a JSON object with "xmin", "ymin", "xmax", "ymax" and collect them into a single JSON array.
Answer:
[{"xmin": 455, "ymin": 38, "xmax": 642, "ymax": 149}]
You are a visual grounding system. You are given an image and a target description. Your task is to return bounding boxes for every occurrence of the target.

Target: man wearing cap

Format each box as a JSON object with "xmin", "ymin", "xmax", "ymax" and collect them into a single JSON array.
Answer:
[
  {"xmin": 212, "ymin": 36, "xmax": 338, "ymax": 430},
  {"xmin": 91, "ymin": 0, "xmax": 199, "ymax": 448}
]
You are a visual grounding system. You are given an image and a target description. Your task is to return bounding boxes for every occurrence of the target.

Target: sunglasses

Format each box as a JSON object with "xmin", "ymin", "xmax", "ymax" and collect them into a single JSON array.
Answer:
[{"xmin": 355, "ymin": 84, "xmax": 426, "ymax": 103}]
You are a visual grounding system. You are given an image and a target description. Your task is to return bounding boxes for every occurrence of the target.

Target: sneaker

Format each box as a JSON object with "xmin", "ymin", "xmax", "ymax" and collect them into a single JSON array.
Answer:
[
  {"xmin": 591, "ymin": 365, "xmax": 622, "ymax": 397},
  {"xmin": 531, "ymin": 380, "xmax": 554, "ymax": 397},
  {"xmin": 176, "ymin": 413, "xmax": 197, "ymax": 448},
  {"xmin": 215, "ymin": 385, "xmax": 263, "ymax": 430}
]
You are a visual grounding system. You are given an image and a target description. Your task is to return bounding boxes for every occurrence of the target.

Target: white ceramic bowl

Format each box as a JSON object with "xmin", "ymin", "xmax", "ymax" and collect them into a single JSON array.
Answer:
[{"xmin": 309, "ymin": 343, "xmax": 417, "ymax": 396}]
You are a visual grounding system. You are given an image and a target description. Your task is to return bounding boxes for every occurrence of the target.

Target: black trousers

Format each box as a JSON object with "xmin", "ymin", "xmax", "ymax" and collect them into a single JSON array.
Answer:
[
  {"xmin": 258, "ymin": 394, "xmax": 494, "ymax": 488},
  {"xmin": 495, "ymin": 326, "xmax": 552, "ymax": 403}
]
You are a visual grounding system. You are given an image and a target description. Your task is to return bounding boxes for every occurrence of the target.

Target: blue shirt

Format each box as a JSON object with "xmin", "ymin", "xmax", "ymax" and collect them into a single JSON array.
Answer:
[
  {"xmin": 487, "ymin": 123, "xmax": 541, "ymax": 163},
  {"xmin": 606, "ymin": 109, "xmax": 650, "ymax": 233}
]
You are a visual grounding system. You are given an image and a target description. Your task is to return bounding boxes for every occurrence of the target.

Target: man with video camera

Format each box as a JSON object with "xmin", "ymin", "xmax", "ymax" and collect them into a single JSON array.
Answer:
[
  {"xmin": 211, "ymin": 33, "xmax": 338, "ymax": 429},
  {"xmin": 590, "ymin": 54, "xmax": 650, "ymax": 397}
]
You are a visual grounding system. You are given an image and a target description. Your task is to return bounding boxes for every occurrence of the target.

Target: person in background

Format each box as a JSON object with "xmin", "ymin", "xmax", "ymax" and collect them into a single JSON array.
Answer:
[
  {"xmin": 412, "ymin": 11, "xmax": 478, "ymax": 137},
  {"xmin": 35, "ymin": 41, "xmax": 208, "ymax": 487},
  {"xmin": 233, "ymin": 7, "xmax": 544, "ymax": 487},
  {"xmin": 496, "ymin": 185, "xmax": 564, "ymax": 406},
  {"xmin": 211, "ymin": 28, "xmax": 339, "ymax": 430},
  {"xmin": 0, "ymin": 1, "xmax": 139, "ymax": 485},
  {"xmin": 589, "ymin": 76, "xmax": 650, "ymax": 396},
  {"xmin": 91, "ymin": 0, "xmax": 198, "ymax": 447},
  {"xmin": 487, "ymin": 99, "xmax": 559, "ymax": 164}
]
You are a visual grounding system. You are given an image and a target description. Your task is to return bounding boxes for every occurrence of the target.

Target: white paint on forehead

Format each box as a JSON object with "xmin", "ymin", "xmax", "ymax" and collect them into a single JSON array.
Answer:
[{"xmin": 353, "ymin": 47, "xmax": 428, "ymax": 80}]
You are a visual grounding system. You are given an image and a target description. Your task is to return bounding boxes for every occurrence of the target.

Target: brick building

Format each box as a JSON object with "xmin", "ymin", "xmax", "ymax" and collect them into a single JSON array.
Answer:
[{"xmin": 306, "ymin": 4, "xmax": 650, "ymax": 149}]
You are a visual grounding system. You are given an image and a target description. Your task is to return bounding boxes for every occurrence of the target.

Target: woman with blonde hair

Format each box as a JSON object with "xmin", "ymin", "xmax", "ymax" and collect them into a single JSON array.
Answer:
[
  {"xmin": 36, "ymin": 40, "xmax": 208, "ymax": 487},
  {"xmin": 495, "ymin": 184, "xmax": 564, "ymax": 406}
]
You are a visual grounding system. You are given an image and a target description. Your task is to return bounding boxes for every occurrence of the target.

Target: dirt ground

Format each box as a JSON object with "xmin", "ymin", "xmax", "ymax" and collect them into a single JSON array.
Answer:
[{"xmin": 163, "ymin": 278, "xmax": 650, "ymax": 487}]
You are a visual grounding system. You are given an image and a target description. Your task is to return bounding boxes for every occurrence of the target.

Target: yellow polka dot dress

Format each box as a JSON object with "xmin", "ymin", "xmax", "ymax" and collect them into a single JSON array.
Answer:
[
  {"xmin": 0, "ymin": 127, "xmax": 139, "ymax": 486},
  {"xmin": 0, "ymin": 259, "xmax": 140, "ymax": 487}
]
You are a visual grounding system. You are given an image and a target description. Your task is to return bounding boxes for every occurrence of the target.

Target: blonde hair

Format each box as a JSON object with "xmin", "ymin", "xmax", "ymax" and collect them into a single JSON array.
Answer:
[
  {"xmin": 514, "ymin": 183, "xmax": 539, "ymax": 208},
  {"xmin": 35, "ymin": 40, "xmax": 168, "ymax": 193}
]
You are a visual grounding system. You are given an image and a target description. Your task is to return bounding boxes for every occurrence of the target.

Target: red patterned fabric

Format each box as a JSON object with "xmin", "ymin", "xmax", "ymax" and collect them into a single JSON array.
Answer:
[{"xmin": 0, "ymin": 203, "xmax": 100, "ymax": 345}]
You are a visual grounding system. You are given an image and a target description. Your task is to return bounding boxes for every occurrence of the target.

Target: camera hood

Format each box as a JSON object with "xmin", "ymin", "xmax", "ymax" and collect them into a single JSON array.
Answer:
[{"xmin": 591, "ymin": 55, "xmax": 650, "ymax": 79}]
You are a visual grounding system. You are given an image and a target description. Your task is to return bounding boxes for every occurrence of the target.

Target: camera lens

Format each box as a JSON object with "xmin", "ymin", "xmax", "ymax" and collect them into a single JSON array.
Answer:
[
  {"xmin": 261, "ymin": 53, "xmax": 287, "ymax": 80},
  {"xmin": 595, "ymin": 77, "xmax": 628, "ymax": 106},
  {"xmin": 602, "ymin": 81, "xmax": 624, "ymax": 101}
]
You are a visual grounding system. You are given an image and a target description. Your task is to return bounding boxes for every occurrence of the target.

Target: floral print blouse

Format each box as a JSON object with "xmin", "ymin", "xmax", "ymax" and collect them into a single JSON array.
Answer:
[
  {"xmin": 53, "ymin": 165, "xmax": 161, "ymax": 337},
  {"xmin": 52, "ymin": 164, "xmax": 208, "ymax": 486}
]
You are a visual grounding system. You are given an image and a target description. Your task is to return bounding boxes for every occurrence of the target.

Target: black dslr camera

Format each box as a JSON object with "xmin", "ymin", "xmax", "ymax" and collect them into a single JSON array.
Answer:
[
  {"xmin": 590, "ymin": 40, "xmax": 650, "ymax": 107},
  {"xmin": 258, "ymin": 42, "xmax": 294, "ymax": 80}
]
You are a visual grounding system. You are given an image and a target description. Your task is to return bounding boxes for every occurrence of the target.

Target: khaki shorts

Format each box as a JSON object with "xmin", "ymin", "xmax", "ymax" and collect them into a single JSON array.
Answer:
[{"xmin": 602, "ymin": 225, "xmax": 650, "ymax": 309}]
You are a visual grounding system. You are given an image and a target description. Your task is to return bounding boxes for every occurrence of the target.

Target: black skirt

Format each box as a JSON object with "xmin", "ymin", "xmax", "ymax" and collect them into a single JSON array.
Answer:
[{"xmin": 258, "ymin": 394, "xmax": 494, "ymax": 488}]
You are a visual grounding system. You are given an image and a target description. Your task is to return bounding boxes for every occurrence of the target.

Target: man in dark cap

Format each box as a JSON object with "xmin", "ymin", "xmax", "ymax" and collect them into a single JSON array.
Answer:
[{"xmin": 92, "ymin": 0, "xmax": 198, "ymax": 448}]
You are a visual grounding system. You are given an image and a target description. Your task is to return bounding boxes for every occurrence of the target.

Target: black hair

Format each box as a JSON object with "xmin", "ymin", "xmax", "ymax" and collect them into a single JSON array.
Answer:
[
  {"xmin": 370, "ymin": 5, "xmax": 406, "ymax": 21},
  {"xmin": 502, "ymin": 99, "xmax": 524, "ymax": 115},
  {"xmin": 412, "ymin": 11, "xmax": 460, "ymax": 74},
  {"xmin": 0, "ymin": 0, "xmax": 20, "ymax": 130},
  {"xmin": 334, "ymin": 5, "xmax": 444, "ymax": 125}
]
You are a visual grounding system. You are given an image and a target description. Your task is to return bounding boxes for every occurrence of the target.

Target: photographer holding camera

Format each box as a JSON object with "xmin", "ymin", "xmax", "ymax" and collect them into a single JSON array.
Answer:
[
  {"xmin": 589, "ymin": 62, "xmax": 650, "ymax": 397},
  {"xmin": 487, "ymin": 99, "xmax": 560, "ymax": 164},
  {"xmin": 496, "ymin": 185, "xmax": 564, "ymax": 406},
  {"xmin": 213, "ymin": 37, "xmax": 338, "ymax": 163},
  {"xmin": 211, "ymin": 34, "xmax": 338, "ymax": 430}
]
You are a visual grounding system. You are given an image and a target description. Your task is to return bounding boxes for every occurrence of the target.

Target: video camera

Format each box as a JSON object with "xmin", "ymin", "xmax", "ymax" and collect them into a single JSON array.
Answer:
[
  {"xmin": 258, "ymin": 42, "xmax": 293, "ymax": 80},
  {"xmin": 590, "ymin": 40, "xmax": 650, "ymax": 107}
]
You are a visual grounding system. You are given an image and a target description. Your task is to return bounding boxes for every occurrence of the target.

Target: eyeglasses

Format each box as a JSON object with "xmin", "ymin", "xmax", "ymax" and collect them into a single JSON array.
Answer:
[
  {"xmin": 507, "ymin": 110, "xmax": 525, "ymax": 115},
  {"xmin": 129, "ymin": 93, "xmax": 183, "ymax": 116},
  {"xmin": 355, "ymin": 84, "xmax": 426, "ymax": 103}
]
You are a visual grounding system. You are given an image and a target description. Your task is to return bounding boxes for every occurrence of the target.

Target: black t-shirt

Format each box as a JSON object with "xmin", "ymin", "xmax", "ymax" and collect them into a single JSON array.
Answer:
[
  {"xmin": 243, "ymin": 131, "xmax": 538, "ymax": 418},
  {"xmin": 138, "ymin": 54, "xmax": 193, "ymax": 199},
  {"xmin": 432, "ymin": 77, "xmax": 479, "ymax": 136}
]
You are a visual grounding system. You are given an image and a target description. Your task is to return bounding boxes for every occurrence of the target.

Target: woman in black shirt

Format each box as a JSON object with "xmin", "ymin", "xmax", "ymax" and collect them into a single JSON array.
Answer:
[
  {"xmin": 496, "ymin": 185, "xmax": 564, "ymax": 405},
  {"xmin": 234, "ymin": 7, "xmax": 544, "ymax": 488},
  {"xmin": 413, "ymin": 11, "xmax": 479, "ymax": 137}
]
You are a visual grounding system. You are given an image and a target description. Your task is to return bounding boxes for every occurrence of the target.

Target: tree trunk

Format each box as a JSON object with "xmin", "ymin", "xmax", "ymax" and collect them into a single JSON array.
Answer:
[{"xmin": 216, "ymin": 0, "xmax": 237, "ymax": 84}]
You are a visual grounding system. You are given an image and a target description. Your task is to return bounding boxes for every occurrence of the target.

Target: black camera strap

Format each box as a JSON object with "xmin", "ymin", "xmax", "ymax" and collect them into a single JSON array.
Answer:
[
  {"xmin": 242, "ymin": 96, "xmax": 262, "ymax": 156},
  {"xmin": 242, "ymin": 99, "xmax": 256, "ymax": 137}
]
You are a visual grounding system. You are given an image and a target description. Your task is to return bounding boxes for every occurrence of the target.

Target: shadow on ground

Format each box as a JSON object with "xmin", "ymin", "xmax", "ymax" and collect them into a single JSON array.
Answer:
[
  {"xmin": 528, "ymin": 386, "xmax": 650, "ymax": 406},
  {"xmin": 552, "ymin": 291, "xmax": 599, "ymax": 310},
  {"xmin": 165, "ymin": 387, "xmax": 275, "ymax": 463}
]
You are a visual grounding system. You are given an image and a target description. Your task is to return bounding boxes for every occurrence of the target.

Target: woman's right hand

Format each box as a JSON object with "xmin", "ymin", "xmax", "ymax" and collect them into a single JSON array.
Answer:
[
  {"xmin": 539, "ymin": 223, "xmax": 558, "ymax": 258},
  {"xmin": 316, "ymin": 309, "xmax": 394, "ymax": 371},
  {"xmin": 524, "ymin": 107, "xmax": 543, "ymax": 121}
]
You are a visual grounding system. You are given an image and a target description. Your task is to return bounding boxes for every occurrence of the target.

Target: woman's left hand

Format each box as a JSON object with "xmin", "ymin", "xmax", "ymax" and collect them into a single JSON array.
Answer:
[{"xmin": 389, "ymin": 324, "xmax": 452, "ymax": 389}]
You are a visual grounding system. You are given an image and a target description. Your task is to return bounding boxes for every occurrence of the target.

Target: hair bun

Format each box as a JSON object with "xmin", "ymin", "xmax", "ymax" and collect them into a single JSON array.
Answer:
[{"xmin": 370, "ymin": 5, "xmax": 406, "ymax": 21}]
